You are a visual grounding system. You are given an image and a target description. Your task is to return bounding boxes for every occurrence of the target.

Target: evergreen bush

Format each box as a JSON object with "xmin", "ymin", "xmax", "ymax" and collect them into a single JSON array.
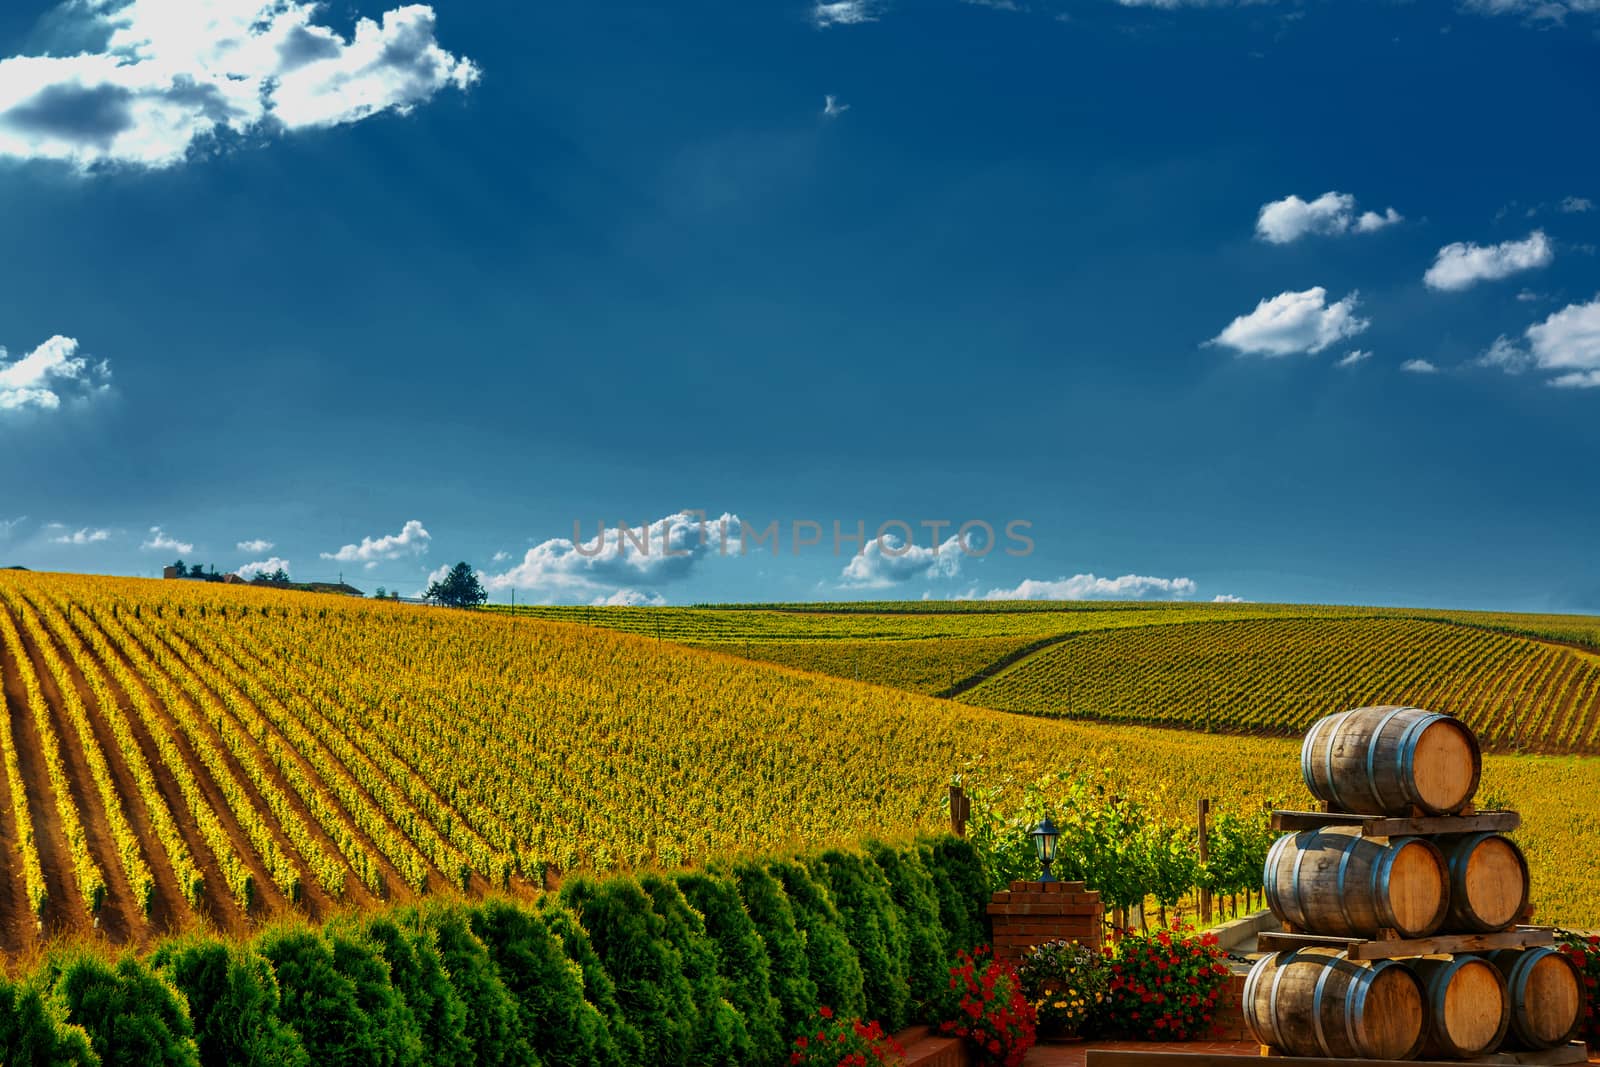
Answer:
[
  {"xmin": 149, "ymin": 935, "xmax": 308, "ymax": 1067},
  {"xmin": 470, "ymin": 898, "xmax": 608, "ymax": 1066},
  {"xmin": 676, "ymin": 869, "xmax": 785, "ymax": 1066},
  {"xmin": 42, "ymin": 950, "xmax": 199, "ymax": 1067},
  {"xmin": 811, "ymin": 849, "xmax": 911, "ymax": 1030},
  {"xmin": 730, "ymin": 860, "xmax": 818, "ymax": 1037},
  {"xmin": 768, "ymin": 859, "xmax": 867, "ymax": 1021},
  {"xmin": 414, "ymin": 904, "xmax": 530, "ymax": 1066},
  {"xmin": 640, "ymin": 874, "xmax": 749, "ymax": 1065}
]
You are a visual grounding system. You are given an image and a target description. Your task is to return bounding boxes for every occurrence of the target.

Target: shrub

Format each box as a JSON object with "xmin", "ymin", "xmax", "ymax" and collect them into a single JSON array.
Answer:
[
  {"xmin": 928, "ymin": 946, "xmax": 1034, "ymax": 1067},
  {"xmin": 641, "ymin": 874, "xmax": 749, "ymax": 1065},
  {"xmin": 42, "ymin": 950, "xmax": 200, "ymax": 1067},
  {"xmin": 811, "ymin": 850, "xmax": 910, "ymax": 1030},
  {"xmin": 919, "ymin": 836, "xmax": 989, "ymax": 952},
  {"xmin": 0, "ymin": 976, "xmax": 98, "ymax": 1066},
  {"xmin": 257, "ymin": 927, "xmax": 392, "ymax": 1067},
  {"xmin": 677, "ymin": 869, "xmax": 786, "ymax": 1066},
  {"xmin": 560, "ymin": 874, "xmax": 696, "ymax": 1066},
  {"xmin": 870, "ymin": 843, "xmax": 949, "ymax": 1010},
  {"xmin": 1556, "ymin": 932, "xmax": 1600, "ymax": 1045},
  {"xmin": 1099, "ymin": 927, "xmax": 1229, "ymax": 1040},
  {"xmin": 540, "ymin": 900, "xmax": 642, "ymax": 1065},
  {"xmin": 149, "ymin": 935, "xmax": 308, "ymax": 1067},
  {"xmin": 769, "ymin": 860, "xmax": 867, "ymax": 1022},
  {"xmin": 470, "ymin": 898, "xmax": 608, "ymax": 1066},
  {"xmin": 415, "ymin": 904, "xmax": 530, "ymax": 1066},
  {"xmin": 1015, "ymin": 940, "xmax": 1108, "ymax": 1040},
  {"xmin": 351, "ymin": 915, "xmax": 471, "ymax": 1067},
  {"xmin": 787, "ymin": 1006, "xmax": 903, "ymax": 1067},
  {"xmin": 325, "ymin": 929, "xmax": 424, "ymax": 1066},
  {"xmin": 732, "ymin": 860, "xmax": 818, "ymax": 1036}
]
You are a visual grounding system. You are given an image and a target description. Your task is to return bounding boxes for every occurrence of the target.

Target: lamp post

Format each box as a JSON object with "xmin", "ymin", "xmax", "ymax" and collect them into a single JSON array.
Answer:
[{"xmin": 1031, "ymin": 816, "xmax": 1060, "ymax": 883}]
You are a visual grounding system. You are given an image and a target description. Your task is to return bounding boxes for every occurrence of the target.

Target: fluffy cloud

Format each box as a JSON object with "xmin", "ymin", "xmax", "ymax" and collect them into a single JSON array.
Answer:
[
  {"xmin": 823, "ymin": 94, "xmax": 850, "ymax": 118},
  {"xmin": 236, "ymin": 538, "xmax": 274, "ymax": 553},
  {"xmin": 236, "ymin": 556, "xmax": 290, "ymax": 580},
  {"xmin": 1477, "ymin": 297, "xmax": 1600, "ymax": 388},
  {"xmin": 0, "ymin": 516, "xmax": 26, "ymax": 538},
  {"xmin": 593, "ymin": 588, "xmax": 666, "ymax": 607},
  {"xmin": 1561, "ymin": 196, "xmax": 1594, "ymax": 213},
  {"xmin": 142, "ymin": 525, "xmax": 194, "ymax": 553},
  {"xmin": 482, "ymin": 511, "xmax": 741, "ymax": 603},
  {"xmin": 1209, "ymin": 287, "xmax": 1369, "ymax": 357},
  {"xmin": 1212, "ymin": 593, "xmax": 1247, "ymax": 603},
  {"xmin": 0, "ymin": 1, "xmax": 478, "ymax": 171},
  {"xmin": 491, "ymin": 550, "xmax": 510, "ymax": 563},
  {"xmin": 1255, "ymin": 192, "xmax": 1401, "ymax": 244},
  {"xmin": 51, "ymin": 526, "xmax": 110, "ymax": 545},
  {"xmin": 980, "ymin": 573, "xmax": 1198, "ymax": 601},
  {"xmin": 1463, "ymin": 0, "xmax": 1600, "ymax": 20},
  {"xmin": 1401, "ymin": 359, "xmax": 1439, "ymax": 375},
  {"xmin": 1336, "ymin": 349, "xmax": 1372, "ymax": 368},
  {"xmin": 321, "ymin": 519, "xmax": 430, "ymax": 566},
  {"xmin": 1423, "ymin": 231, "xmax": 1553, "ymax": 291},
  {"xmin": 0, "ymin": 336, "xmax": 111, "ymax": 412},
  {"xmin": 839, "ymin": 534, "xmax": 965, "ymax": 589},
  {"xmin": 813, "ymin": 1, "xmax": 878, "ymax": 27}
]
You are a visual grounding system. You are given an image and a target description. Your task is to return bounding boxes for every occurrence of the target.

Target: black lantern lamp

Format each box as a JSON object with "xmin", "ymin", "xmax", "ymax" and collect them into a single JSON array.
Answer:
[{"xmin": 1031, "ymin": 816, "xmax": 1060, "ymax": 883}]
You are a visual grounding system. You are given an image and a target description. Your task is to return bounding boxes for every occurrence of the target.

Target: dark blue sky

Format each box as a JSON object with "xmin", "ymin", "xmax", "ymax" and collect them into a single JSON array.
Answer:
[{"xmin": 1, "ymin": 0, "xmax": 1597, "ymax": 609}]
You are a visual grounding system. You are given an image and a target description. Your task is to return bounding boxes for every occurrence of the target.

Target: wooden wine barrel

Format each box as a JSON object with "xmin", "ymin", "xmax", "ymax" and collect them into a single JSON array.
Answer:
[
  {"xmin": 1437, "ymin": 833, "xmax": 1530, "ymax": 933},
  {"xmin": 1302, "ymin": 706, "xmax": 1480, "ymax": 816},
  {"xmin": 1244, "ymin": 949, "xmax": 1425, "ymax": 1060},
  {"xmin": 1484, "ymin": 947, "xmax": 1586, "ymax": 1049},
  {"xmin": 1264, "ymin": 826, "xmax": 1448, "ymax": 938},
  {"xmin": 1406, "ymin": 955, "xmax": 1510, "ymax": 1058}
]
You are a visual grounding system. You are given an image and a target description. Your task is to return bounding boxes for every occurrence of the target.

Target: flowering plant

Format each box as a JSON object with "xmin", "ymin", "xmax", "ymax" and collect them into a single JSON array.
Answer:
[
  {"xmin": 930, "ymin": 945, "xmax": 1037, "ymax": 1067},
  {"xmin": 1017, "ymin": 939, "xmax": 1109, "ymax": 1039},
  {"xmin": 1556, "ymin": 932, "xmax": 1600, "ymax": 1045},
  {"xmin": 788, "ymin": 1007, "xmax": 904, "ymax": 1067},
  {"xmin": 1100, "ymin": 926, "xmax": 1230, "ymax": 1040}
]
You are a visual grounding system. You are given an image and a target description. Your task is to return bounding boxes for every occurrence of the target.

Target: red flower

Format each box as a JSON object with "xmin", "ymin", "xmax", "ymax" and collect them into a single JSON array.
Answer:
[{"xmin": 819, "ymin": 1006, "xmax": 833, "ymax": 1019}]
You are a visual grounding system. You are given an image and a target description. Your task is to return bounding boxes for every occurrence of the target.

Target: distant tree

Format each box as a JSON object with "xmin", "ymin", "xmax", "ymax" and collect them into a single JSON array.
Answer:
[
  {"xmin": 189, "ymin": 563, "xmax": 207, "ymax": 578},
  {"xmin": 390, "ymin": 591, "xmax": 400, "ymax": 601},
  {"xmin": 426, "ymin": 563, "xmax": 487, "ymax": 609},
  {"xmin": 172, "ymin": 559, "xmax": 186, "ymax": 575},
  {"xmin": 373, "ymin": 587, "xmax": 387, "ymax": 599}
]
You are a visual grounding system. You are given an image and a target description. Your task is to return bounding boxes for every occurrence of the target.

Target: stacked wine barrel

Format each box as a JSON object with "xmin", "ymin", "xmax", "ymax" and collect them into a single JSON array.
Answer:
[{"xmin": 1244, "ymin": 706, "xmax": 1588, "ymax": 1062}]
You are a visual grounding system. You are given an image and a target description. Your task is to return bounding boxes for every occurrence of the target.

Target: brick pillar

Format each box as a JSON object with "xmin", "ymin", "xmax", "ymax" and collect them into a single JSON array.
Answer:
[{"xmin": 985, "ymin": 880, "xmax": 1103, "ymax": 964}]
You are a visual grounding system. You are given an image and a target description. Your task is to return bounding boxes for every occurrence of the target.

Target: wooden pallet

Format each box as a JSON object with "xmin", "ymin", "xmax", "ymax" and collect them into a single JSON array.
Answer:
[
  {"xmin": 1084, "ymin": 1042, "xmax": 1589, "ymax": 1067},
  {"xmin": 1269, "ymin": 809, "xmax": 1521, "ymax": 837},
  {"xmin": 1256, "ymin": 925, "xmax": 1554, "ymax": 961}
]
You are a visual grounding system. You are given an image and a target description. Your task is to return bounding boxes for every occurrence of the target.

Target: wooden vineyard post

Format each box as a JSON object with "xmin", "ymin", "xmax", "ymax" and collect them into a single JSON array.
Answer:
[
  {"xmin": 948, "ymin": 784, "xmax": 970, "ymax": 838},
  {"xmin": 1197, "ymin": 797, "xmax": 1212, "ymax": 925}
]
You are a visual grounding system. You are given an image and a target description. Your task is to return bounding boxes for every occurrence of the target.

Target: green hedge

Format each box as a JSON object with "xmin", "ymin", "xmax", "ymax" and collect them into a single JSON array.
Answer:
[{"xmin": 0, "ymin": 835, "xmax": 988, "ymax": 1067}]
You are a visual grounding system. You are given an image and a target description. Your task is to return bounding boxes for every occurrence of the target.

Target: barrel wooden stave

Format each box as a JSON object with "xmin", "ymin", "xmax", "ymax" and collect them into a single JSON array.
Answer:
[
  {"xmin": 1302, "ymin": 706, "xmax": 1481, "ymax": 817},
  {"xmin": 1265, "ymin": 826, "xmax": 1449, "ymax": 939},
  {"xmin": 1245, "ymin": 949, "xmax": 1426, "ymax": 1060},
  {"xmin": 1406, "ymin": 955, "xmax": 1511, "ymax": 1058},
  {"xmin": 1437, "ymin": 833, "xmax": 1530, "ymax": 933},
  {"xmin": 1484, "ymin": 947, "xmax": 1586, "ymax": 1050}
]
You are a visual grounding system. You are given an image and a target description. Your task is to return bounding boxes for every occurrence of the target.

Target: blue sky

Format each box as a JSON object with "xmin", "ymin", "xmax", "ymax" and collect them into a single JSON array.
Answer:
[{"xmin": 1, "ymin": 0, "xmax": 1598, "ymax": 610}]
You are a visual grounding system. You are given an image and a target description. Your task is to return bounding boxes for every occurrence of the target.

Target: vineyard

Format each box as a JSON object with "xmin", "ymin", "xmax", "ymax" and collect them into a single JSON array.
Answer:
[{"xmin": 1, "ymin": 569, "xmax": 1597, "ymax": 956}]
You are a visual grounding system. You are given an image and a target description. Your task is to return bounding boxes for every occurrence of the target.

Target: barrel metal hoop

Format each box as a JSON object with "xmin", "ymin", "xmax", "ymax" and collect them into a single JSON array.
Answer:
[
  {"xmin": 1263, "ymin": 834, "xmax": 1292, "ymax": 920},
  {"xmin": 1372, "ymin": 843, "xmax": 1396, "ymax": 933},
  {"xmin": 1242, "ymin": 958, "xmax": 1273, "ymax": 1045},
  {"xmin": 1334, "ymin": 834, "xmax": 1357, "ymax": 935},
  {"xmin": 1303, "ymin": 714, "xmax": 1333, "ymax": 798},
  {"xmin": 1311, "ymin": 956, "xmax": 1337, "ymax": 1056},
  {"xmin": 1267, "ymin": 954, "xmax": 1290, "ymax": 1051},
  {"xmin": 1340, "ymin": 963, "xmax": 1362, "ymax": 1057},
  {"xmin": 1366, "ymin": 706, "xmax": 1414, "ymax": 812},
  {"xmin": 1349, "ymin": 961, "xmax": 1379, "ymax": 1058},
  {"xmin": 1395, "ymin": 711, "xmax": 1438, "ymax": 810}
]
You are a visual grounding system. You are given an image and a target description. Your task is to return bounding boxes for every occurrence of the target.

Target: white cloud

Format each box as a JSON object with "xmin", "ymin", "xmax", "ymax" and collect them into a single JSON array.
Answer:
[
  {"xmin": 236, "ymin": 538, "xmax": 274, "ymax": 553},
  {"xmin": 1528, "ymin": 297, "xmax": 1600, "ymax": 388},
  {"xmin": 1255, "ymin": 192, "xmax": 1402, "ymax": 244},
  {"xmin": 593, "ymin": 588, "xmax": 666, "ymax": 607},
  {"xmin": 1401, "ymin": 359, "xmax": 1439, "ymax": 375},
  {"xmin": 1463, "ymin": 0, "xmax": 1600, "ymax": 20},
  {"xmin": 0, "ymin": 1, "xmax": 478, "ymax": 171},
  {"xmin": 981, "ymin": 573, "xmax": 1198, "ymax": 601},
  {"xmin": 1423, "ymin": 230, "xmax": 1553, "ymax": 291},
  {"xmin": 0, "ymin": 335, "xmax": 111, "ymax": 412},
  {"xmin": 491, "ymin": 550, "xmax": 510, "ymax": 563},
  {"xmin": 1212, "ymin": 593, "xmax": 1247, "ymax": 603},
  {"xmin": 813, "ymin": 1, "xmax": 878, "ymax": 27},
  {"xmin": 0, "ymin": 516, "xmax": 26, "ymax": 538},
  {"xmin": 822, "ymin": 94, "xmax": 850, "ymax": 118},
  {"xmin": 1560, "ymin": 196, "xmax": 1594, "ymax": 213},
  {"xmin": 51, "ymin": 526, "xmax": 110, "ymax": 545},
  {"xmin": 1516, "ymin": 289, "xmax": 1542, "ymax": 303},
  {"xmin": 1336, "ymin": 349, "xmax": 1372, "ymax": 368},
  {"xmin": 321, "ymin": 519, "xmax": 430, "ymax": 565},
  {"xmin": 482, "ymin": 510, "xmax": 741, "ymax": 603},
  {"xmin": 142, "ymin": 525, "xmax": 194, "ymax": 553},
  {"xmin": 1477, "ymin": 335, "xmax": 1534, "ymax": 373},
  {"xmin": 1210, "ymin": 287, "xmax": 1369, "ymax": 357},
  {"xmin": 839, "ymin": 534, "xmax": 965, "ymax": 589},
  {"xmin": 236, "ymin": 556, "xmax": 290, "ymax": 581}
]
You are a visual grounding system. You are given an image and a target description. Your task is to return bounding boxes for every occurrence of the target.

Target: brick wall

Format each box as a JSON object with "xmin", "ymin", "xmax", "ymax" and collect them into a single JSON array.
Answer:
[{"xmin": 985, "ymin": 880, "xmax": 1104, "ymax": 964}]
